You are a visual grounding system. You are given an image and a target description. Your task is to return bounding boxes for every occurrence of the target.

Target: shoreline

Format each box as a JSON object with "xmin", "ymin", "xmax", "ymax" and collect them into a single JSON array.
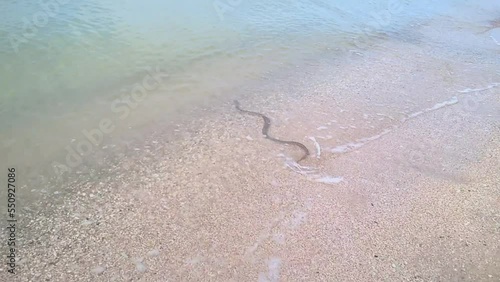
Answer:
[
  {"xmin": 6, "ymin": 8, "xmax": 500, "ymax": 204},
  {"xmin": 8, "ymin": 28, "xmax": 500, "ymax": 281}
]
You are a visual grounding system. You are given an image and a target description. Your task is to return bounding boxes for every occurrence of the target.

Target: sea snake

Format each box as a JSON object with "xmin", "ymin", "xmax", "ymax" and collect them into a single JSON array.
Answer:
[{"xmin": 234, "ymin": 100, "xmax": 309, "ymax": 162}]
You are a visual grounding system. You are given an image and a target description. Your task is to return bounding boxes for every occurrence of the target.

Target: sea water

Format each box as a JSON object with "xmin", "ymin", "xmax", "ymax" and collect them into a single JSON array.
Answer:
[{"xmin": 0, "ymin": 0, "xmax": 498, "ymax": 191}]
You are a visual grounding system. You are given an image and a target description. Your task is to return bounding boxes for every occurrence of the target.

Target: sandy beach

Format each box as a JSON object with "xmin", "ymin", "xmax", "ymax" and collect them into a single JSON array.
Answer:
[{"xmin": 2, "ymin": 11, "xmax": 500, "ymax": 282}]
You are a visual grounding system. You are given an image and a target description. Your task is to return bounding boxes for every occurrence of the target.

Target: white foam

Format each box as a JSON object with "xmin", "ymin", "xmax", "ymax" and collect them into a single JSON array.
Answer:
[
  {"xmin": 308, "ymin": 136, "xmax": 321, "ymax": 158},
  {"xmin": 330, "ymin": 144, "xmax": 350, "ymax": 153},
  {"xmin": 316, "ymin": 135, "xmax": 333, "ymax": 140},
  {"xmin": 458, "ymin": 83, "xmax": 499, "ymax": 93},
  {"xmin": 407, "ymin": 110, "xmax": 424, "ymax": 118},
  {"xmin": 283, "ymin": 158, "xmax": 317, "ymax": 175},
  {"xmin": 428, "ymin": 96, "xmax": 459, "ymax": 110},
  {"xmin": 315, "ymin": 176, "xmax": 344, "ymax": 184},
  {"xmin": 491, "ymin": 35, "xmax": 500, "ymax": 45},
  {"xmin": 329, "ymin": 97, "xmax": 458, "ymax": 156},
  {"xmin": 283, "ymin": 96, "xmax": 461, "ymax": 185},
  {"xmin": 330, "ymin": 128, "xmax": 393, "ymax": 154},
  {"xmin": 280, "ymin": 154, "xmax": 343, "ymax": 185},
  {"xmin": 490, "ymin": 28, "xmax": 500, "ymax": 45},
  {"xmin": 403, "ymin": 96, "xmax": 458, "ymax": 121}
]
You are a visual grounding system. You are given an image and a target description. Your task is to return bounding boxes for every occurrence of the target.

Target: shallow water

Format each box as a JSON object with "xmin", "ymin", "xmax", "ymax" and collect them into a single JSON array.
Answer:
[
  {"xmin": 2, "ymin": 2, "xmax": 500, "ymax": 280},
  {"xmin": 0, "ymin": 0, "xmax": 499, "ymax": 201}
]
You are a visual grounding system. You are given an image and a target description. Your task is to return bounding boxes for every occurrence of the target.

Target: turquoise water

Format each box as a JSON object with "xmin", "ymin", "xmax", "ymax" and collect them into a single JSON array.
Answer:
[{"xmin": 0, "ymin": 0, "xmax": 498, "ymax": 183}]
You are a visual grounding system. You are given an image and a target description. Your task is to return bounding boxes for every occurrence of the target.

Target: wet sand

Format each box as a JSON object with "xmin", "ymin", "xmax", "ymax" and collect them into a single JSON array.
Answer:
[{"xmin": 4, "ymin": 17, "xmax": 500, "ymax": 282}]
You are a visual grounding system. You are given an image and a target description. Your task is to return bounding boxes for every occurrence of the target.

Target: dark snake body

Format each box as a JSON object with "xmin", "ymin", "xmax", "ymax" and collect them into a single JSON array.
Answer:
[{"xmin": 234, "ymin": 100, "xmax": 309, "ymax": 162}]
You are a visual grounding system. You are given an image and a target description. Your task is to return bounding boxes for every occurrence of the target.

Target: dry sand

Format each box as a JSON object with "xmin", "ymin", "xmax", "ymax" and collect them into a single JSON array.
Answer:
[{"xmin": 3, "ymin": 17, "xmax": 500, "ymax": 282}]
